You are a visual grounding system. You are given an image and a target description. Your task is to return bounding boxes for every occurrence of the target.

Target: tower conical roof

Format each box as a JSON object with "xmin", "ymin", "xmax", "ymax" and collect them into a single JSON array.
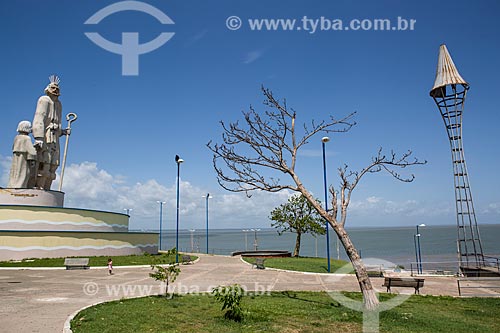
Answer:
[{"xmin": 430, "ymin": 44, "xmax": 468, "ymax": 97}]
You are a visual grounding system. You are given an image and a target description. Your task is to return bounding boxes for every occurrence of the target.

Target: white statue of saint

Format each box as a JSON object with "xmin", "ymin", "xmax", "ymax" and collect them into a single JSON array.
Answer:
[
  {"xmin": 7, "ymin": 121, "xmax": 37, "ymax": 188},
  {"xmin": 32, "ymin": 75, "xmax": 70, "ymax": 190}
]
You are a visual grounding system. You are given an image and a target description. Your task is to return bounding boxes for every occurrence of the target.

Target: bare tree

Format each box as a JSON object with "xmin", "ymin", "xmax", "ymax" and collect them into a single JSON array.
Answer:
[{"xmin": 207, "ymin": 87, "xmax": 426, "ymax": 310}]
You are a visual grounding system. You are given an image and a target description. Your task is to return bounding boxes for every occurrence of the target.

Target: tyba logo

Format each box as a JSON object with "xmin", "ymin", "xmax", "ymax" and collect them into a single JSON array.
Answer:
[{"xmin": 84, "ymin": 1, "xmax": 175, "ymax": 76}]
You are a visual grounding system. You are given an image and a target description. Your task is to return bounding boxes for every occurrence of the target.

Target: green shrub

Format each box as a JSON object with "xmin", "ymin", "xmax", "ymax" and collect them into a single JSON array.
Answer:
[{"xmin": 212, "ymin": 284, "xmax": 245, "ymax": 322}]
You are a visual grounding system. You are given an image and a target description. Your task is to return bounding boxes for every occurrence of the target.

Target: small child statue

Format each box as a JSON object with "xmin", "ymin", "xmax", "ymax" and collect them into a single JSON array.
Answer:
[{"xmin": 7, "ymin": 121, "xmax": 38, "ymax": 188}]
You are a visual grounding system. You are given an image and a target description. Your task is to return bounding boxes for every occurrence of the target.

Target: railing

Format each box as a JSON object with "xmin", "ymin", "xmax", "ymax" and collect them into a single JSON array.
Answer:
[
  {"xmin": 178, "ymin": 247, "xmax": 239, "ymax": 255},
  {"xmin": 457, "ymin": 277, "xmax": 500, "ymax": 297},
  {"xmin": 411, "ymin": 258, "xmax": 500, "ymax": 277},
  {"xmin": 483, "ymin": 256, "xmax": 500, "ymax": 272},
  {"xmin": 410, "ymin": 261, "xmax": 459, "ymax": 276}
]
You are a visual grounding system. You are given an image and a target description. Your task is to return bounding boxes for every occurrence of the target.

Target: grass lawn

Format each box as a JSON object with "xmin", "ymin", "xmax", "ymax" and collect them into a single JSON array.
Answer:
[
  {"xmin": 0, "ymin": 252, "xmax": 193, "ymax": 267},
  {"xmin": 243, "ymin": 256, "xmax": 350, "ymax": 273},
  {"xmin": 71, "ymin": 291, "xmax": 500, "ymax": 333}
]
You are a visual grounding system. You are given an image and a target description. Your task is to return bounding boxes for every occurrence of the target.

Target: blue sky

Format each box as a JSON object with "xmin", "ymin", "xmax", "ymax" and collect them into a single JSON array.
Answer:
[{"xmin": 0, "ymin": 0, "xmax": 499, "ymax": 230}]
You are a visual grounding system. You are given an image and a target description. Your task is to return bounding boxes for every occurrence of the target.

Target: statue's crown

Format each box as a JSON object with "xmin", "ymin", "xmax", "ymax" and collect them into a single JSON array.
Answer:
[{"xmin": 49, "ymin": 74, "xmax": 60, "ymax": 85}]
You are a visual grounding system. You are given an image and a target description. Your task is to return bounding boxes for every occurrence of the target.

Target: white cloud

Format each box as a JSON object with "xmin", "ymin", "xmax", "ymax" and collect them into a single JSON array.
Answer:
[
  {"xmin": 482, "ymin": 202, "xmax": 500, "ymax": 215},
  {"xmin": 0, "ymin": 155, "xmax": 10, "ymax": 186},
  {"xmin": 243, "ymin": 50, "xmax": 264, "ymax": 64},
  {"xmin": 2, "ymin": 155, "xmax": 496, "ymax": 229},
  {"xmin": 184, "ymin": 29, "xmax": 208, "ymax": 47},
  {"xmin": 0, "ymin": 157, "xmax": 294, "ymax": 230},
  {"xmin": 348, "ymin": 196, "xmax": 453, "ymax": 219},
  {"xmin": 366, "ymin": 196, "xmax": 380, "ymax": 204}
]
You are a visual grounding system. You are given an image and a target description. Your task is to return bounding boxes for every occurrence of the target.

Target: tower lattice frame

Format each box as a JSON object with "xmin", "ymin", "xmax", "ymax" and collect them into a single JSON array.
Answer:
[{"xmin": 431, "ymin": 83, "xmax": 485, "ymax": 271}]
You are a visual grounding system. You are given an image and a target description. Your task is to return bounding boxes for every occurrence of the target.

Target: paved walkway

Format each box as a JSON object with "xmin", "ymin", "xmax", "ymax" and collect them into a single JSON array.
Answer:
[{"xmin": 0, "ymin": 254, "xmax": 464, "ymax": 332}]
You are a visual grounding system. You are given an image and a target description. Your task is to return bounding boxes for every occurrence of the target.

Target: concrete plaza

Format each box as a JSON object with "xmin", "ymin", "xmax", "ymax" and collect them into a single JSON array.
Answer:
[{"xmin": 0, "ymin": 254, "xmax": 468, "ymax": 332}]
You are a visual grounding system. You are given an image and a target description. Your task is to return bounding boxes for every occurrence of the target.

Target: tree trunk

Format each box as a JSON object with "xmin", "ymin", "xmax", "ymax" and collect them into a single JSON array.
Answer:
[
  {"xmin": 335, "ymin": 224, "xmax": 379, "ymax": 310},
  {"xmin": 295, "ymin": 180, "xmax": 379, "ymax": 310},
  {"xmin": 293, "ymin": 232, "xmax": 301, "ymax": 257}
]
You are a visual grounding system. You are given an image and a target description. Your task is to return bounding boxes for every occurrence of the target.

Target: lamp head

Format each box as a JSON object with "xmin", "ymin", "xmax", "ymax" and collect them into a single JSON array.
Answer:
[
  {"xmin": 321, "ymin": 136, "xmax": 330, "ymax": 143},
  {"xmin": 175, "ymin": 155, "xmax": 184, "ymax": 164}
]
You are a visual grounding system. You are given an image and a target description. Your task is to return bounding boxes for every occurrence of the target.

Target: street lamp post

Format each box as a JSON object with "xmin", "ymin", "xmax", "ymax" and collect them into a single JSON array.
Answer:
[
  {"xmin": 314, "ymin": 235, "xmax": 318, "ymax": 257},
  {"xmin": 203, "ymin": 193, "xmax": 212, "ymax": 254},
  {"xmin": 157, "ymin": 201, "xmax": 166, "ymax": 251},
  {"xmin": 189, "ymin": 229, "xmax": 196, "ymax": 252},
  {"xmin": 416, "ymin": 224, "xmax": 426, "ymax": 274},
  {"xmin": 413, "ymin": 234, "xmax": 419, "ymax": 275},
  {"xmin": 251, "ymin": 228, "xmax": 260, "ymax": 251},
  {"xmin": 242, "ymin": 229, "xmax": 249, "ymax": 250},
  {"xmin": 175, "ymin": 155, "xmax": 184, "ymax": 263},
  {"xmin": 321, "ymin": 136, "xmax": 331, "ymax": 272}
]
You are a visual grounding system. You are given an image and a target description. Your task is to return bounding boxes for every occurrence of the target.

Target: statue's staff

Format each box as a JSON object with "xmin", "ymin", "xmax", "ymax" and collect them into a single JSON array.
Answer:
[{"xmin": 58, "ymin": 113, "xmax": 77, "ymax": 191}]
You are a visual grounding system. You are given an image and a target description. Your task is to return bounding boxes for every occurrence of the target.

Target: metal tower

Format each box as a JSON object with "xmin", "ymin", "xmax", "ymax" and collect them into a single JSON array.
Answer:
[{"xmin": 430, "ymin": 45, "xmax": 485, "ymax": 274}]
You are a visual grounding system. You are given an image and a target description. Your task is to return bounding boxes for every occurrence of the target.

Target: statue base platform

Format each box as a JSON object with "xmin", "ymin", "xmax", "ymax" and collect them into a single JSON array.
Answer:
[
  {"xmin": 0, "ymin": 201, "xmax": 158, "ymax": 261},
  {"xmin": 0, "ymin": 188, "xmax": 64, "ymax": 207}
]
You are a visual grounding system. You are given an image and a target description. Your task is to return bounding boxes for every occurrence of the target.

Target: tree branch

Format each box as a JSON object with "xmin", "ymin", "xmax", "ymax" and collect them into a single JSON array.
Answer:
[{"xmin": 207, "ymin": 86, "xmax": 356, "ymax": 196}]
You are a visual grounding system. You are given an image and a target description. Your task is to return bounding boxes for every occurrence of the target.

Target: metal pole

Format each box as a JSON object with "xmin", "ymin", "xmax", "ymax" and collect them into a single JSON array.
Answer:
[
  {"xmin": 315, "ymin": 236, "xmax": 318, "ymax": 257},
  {"xmin": 413, "ymin": 234, "xmax": 419, "ymax": 275},
  {"xmin": 189, "ymin": 229, "xmax": 195, "ymax": 252},
  {"xmin": 176, "ymin": 163, "xmax": 180, "ymax": 262},
  {"xmin": 417, "ymin": 225, "xmax": 423, "ymax": 274},
  {"xmin": 322, "ymin": 137, "xmax": 331, "ymax": 272},
  {"xmin": 206, "ymin": 193, "xmax": 210, "ymax": 254},
  {"xmin": 58, "ymin": 113, "xmax": 78, "ymax": 192},
  {"xmin": 243, "ymin": 230, "xmax": 248, "ymax": 251},
  {"xmin": 336, "ymin": 238, "xmax": 340, "ymax": 260},
  {"xmin": 253, "ymin": 229, "xmax": 257, "ymax": 251},
  {"xmin": 175, "ymin": 155, "xmax": 183, "ymax": 263},
  {"xmin": 252, "ymin": 228, "xmax": 260, "ymax": 251},
  {"xmin": 157, "ymin": 201, "xmax": 165, "ymax": 251}
]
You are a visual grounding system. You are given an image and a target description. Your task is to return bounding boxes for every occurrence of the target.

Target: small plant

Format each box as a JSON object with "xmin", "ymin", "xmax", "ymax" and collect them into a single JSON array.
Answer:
[
  {"xmin": 150, "ymin": 248, "xmax": 177, "ymax": 266},
  {"xmin": 149, "ymin": 263, "xmax": 180, "ymax": 297},
  {"xmin": 212, "ymin": 284, "xmax": 245, "ymax": 322},
  {"xmin": 167, "ymin": 247, "xmax": 177, "ymax": 256}
]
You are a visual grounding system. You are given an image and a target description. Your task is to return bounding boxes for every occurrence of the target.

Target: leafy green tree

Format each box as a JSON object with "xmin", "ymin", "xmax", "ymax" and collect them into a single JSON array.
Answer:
[
  {"xmin": 270, "ymin": 194, "xmax": 325, "ymax": 257},
  {"xmin": 149, "ymin": 263, "xmax": 180, "ymax": 297}
]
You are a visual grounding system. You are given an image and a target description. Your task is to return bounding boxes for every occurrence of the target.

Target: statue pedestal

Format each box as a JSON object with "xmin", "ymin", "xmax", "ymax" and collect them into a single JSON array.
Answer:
[
  {"xmin": 0, "ymin": 189, "xmax": 158, "ymax": 261},
  {"xmin": 0, "ymin": 188, "xmax": 64, "ymax": 207}
]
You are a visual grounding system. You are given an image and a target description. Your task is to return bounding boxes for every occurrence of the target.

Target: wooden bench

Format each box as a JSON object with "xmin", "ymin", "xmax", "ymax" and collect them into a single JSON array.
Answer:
[
  {"xmin": 64, "ymin": 258, "xmax": 89, "ymax": 270},
  {"xmin": 366, "ymin": 265, "xmax": 384, "ymax": 277},
  {"xmin": 252, "ymin": 258, "xmax": 265, "ymax": 270},
  {"xmin": 383, "ymin": 277, "xmax": 424, "ymax": 294},
  {"xmin": 181, "ymin": 255, "xmax": 192, "ymax": 264}
]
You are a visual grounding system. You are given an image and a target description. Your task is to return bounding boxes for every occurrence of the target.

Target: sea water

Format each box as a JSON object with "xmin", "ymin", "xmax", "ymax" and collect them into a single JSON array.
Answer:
[{"xmin": 156, "ymin": 224, "xmax": 500, "ymax": 268}]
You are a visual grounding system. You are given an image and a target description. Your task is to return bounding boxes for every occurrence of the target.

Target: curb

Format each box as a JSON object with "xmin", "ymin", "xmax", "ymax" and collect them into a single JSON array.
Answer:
[{"xmin": 62, "ymin": 257, "xmax": 200, "ymax": 332}]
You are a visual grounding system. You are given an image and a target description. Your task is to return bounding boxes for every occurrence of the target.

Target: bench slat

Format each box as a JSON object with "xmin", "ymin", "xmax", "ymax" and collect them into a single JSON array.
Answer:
[
  {"xmin": 252, "ymin": 258, "xmax": 265, "ymax": 269},
  {"xmin": 383, "ymin": 277, "xmax": 424, "ymax": 294},
  {"xmin": 64, "ymin": 258, "xmax": 90, "ymax": 270}
]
